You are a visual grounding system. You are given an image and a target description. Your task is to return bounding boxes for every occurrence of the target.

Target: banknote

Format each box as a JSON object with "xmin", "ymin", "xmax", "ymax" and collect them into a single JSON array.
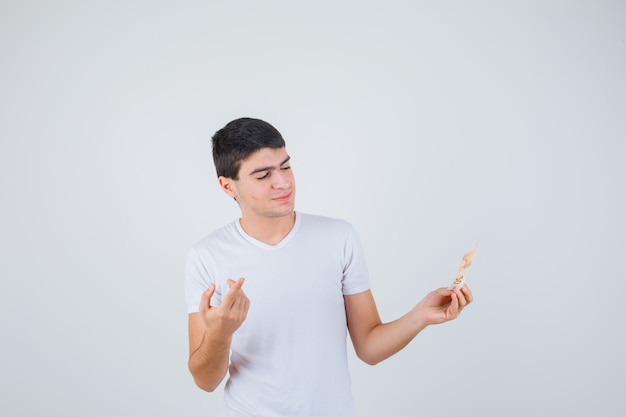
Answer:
[{"xmin": 448, "ymin": 243, "xmax": 478, "ymax": 290}]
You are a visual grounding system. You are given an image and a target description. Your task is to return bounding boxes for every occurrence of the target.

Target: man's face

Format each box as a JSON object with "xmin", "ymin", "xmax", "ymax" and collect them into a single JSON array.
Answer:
[{"xmin": 220, "ymin": 147, "xmax": 296, "ymax": 220}]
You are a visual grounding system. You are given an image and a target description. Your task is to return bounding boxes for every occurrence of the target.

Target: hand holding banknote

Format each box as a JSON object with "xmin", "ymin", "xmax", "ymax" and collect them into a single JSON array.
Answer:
[
  {"xmin": 413, "ymin": 284, "xmax": 473, "ymax": 325},
  {"xmin": 411, "ymin": 244, "xmax": 477, "ymax": 326}
]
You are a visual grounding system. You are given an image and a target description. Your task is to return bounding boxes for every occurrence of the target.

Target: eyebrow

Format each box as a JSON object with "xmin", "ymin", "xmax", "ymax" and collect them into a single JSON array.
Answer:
[{"xmin": 248, "ymin": 156, "xmax": 291, "ymax": 176}]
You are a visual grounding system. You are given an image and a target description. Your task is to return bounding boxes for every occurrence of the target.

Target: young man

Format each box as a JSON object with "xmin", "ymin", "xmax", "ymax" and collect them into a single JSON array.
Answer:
[{"xmin": 186, "ymin": 117, "xmax": 473, "ymax": 417}]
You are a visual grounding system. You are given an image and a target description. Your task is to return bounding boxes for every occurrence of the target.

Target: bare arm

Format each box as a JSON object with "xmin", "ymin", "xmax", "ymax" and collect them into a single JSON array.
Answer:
[
  {"xmin": 345, "ymin": 285, "xmax": 473, "ymax": 365},
  {"xmin": 188, "ymin": 278, "xmax": 249, "ymax": 392}
]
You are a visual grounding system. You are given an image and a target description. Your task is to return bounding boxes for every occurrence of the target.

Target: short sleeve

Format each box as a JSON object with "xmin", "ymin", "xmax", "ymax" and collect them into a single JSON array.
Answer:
[
  {"xmin": 185, "ymin": 246, "xmax": 221, "ymax": 313},
  {"xmin": 341, "ymin": 226, "xmax": 370, "ymax": 295}
]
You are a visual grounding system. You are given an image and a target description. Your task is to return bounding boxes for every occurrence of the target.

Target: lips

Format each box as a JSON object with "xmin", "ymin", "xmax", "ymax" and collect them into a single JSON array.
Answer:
[{"xmin": 273, "ymin": 192, "xmax": 292, "ymax": 202}]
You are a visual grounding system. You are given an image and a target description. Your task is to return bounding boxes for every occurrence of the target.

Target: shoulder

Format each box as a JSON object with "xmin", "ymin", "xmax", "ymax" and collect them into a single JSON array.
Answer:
[
  {"xmin": 190, "ymin": 220, "xmax": 240, "ymax": 253},
  {"xmin": 299, "ymin": 212, "xmax": 351, "ymax": 229},
  {"xmin": 297, "ymin": 212, "xmax": 356, "ymax": 240}
]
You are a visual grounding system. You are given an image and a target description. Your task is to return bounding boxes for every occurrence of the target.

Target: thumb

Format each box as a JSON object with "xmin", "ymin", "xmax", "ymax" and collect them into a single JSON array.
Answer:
[{"xmin": 435, "ymin": 287, "xmax": 454, "ymax": 297}]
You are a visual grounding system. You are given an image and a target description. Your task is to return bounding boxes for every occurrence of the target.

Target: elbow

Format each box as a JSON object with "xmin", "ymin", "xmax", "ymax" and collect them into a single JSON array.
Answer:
[
  {"xmin": 360, "ymin": 356, "xmax": 382, "ymax": 366},
  {"xmin": 193, "ymin": 377, "xmax": 220, "ymax": 393},
  {"xmin": 189, "ymin": 367, "xmax": 222, "ymax": 392},
  {"xmin": 188, "ymin": 362, "xmax": 224, "ymax": 393},
  {"xmin": 355, "ymin": 349, "xmax": 383, "ymax": 366}
]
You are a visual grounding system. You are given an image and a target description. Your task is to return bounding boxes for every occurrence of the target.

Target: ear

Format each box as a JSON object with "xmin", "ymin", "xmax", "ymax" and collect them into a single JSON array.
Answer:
[{"xmin": 218, "ymin": 176, "xmax": 238, "ymax": 199}]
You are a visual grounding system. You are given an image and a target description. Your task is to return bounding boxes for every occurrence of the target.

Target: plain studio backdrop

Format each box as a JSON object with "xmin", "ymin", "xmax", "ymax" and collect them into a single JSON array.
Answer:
[{"xmin": 1, "ymin": 1, "xmax": 624, "ymax": 416}]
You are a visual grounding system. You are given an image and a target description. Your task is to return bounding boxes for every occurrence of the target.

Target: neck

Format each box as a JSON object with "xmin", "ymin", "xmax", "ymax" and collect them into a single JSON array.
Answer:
[{"xmin": 239, "ymin": 211, "xmax": 296, "ymax": 246}]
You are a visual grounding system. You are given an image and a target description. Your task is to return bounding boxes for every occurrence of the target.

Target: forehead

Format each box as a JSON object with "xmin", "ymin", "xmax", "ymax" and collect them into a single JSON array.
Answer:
[{"xmin": 240, "ymin": 147, "xmax": 289, "ymax": 170}]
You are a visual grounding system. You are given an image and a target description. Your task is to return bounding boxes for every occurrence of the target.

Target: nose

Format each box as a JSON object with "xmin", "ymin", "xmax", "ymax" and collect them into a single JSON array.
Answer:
[{"xmin": 271, "ymin": 170, "xmax": 290, "ymax": 189}]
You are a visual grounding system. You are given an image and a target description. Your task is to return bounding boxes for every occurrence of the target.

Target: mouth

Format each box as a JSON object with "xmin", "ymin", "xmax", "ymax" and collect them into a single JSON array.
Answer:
[{"xmin": 273, "ymin": 192, "xmax": 292, "ymax": 202}]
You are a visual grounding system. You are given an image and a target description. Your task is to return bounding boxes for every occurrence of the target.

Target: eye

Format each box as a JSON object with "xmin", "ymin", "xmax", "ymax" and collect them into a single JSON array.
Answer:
[
  {"xmin": 281, "ymin": 165, "xmax": 291, "ymax": 171},
  {"xmin": 257, "ymin": 172, "xmax": 270, "ymax": 180}
]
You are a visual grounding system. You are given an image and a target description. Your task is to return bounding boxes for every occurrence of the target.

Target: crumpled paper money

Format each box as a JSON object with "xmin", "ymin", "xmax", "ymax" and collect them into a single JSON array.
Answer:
[{"xmin": 448, "ymin": 243, "xmax": 478, "ymax": 290}]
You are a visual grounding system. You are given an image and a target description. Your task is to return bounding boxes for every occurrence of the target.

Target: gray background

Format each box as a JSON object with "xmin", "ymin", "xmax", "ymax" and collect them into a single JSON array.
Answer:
[{"xmin": 1, "ymin": 1, "xmax": 625, "ymax": 416}]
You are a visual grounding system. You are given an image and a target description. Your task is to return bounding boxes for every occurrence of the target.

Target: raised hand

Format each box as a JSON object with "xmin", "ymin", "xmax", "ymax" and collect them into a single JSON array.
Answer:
[{"xmin": 199, "ymin": 277, "xmax": 250, "ymax": 339}]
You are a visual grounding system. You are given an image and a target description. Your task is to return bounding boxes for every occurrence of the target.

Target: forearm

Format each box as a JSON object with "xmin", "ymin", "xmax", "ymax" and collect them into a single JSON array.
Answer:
[
  {"xmin": 188, "ymin": 332, "xmax": 231, "ymax": 392},
  {"xmin": 356, "ymin": 309, "xmax": 426, "ymax": 365}
]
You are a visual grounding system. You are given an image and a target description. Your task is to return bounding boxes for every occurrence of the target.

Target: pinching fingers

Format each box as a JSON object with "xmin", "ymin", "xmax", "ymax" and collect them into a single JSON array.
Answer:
[
  {"xmin": 228, "ymin": 277, "xmax": 245, "ymax": 288},
  {"xmin": 223, "ymin": 278, "xmax": 248, "ymax": 310}
]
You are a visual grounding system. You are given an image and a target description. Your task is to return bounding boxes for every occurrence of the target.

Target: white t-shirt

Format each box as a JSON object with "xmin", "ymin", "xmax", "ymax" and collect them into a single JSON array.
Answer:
[{"xmin": 186, "ymin": 212, "xmax": 370, "ymax": 417}]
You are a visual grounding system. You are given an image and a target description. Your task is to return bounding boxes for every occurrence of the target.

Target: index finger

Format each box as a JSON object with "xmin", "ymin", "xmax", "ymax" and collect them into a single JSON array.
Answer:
[{"xmin": 460, "ymin": 284, "xmax": 474, "ymax": 303}]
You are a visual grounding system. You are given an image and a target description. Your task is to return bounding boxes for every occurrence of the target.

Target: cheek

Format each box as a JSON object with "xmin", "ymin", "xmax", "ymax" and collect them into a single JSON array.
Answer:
[{"xmin": 247, "ymin": 184, "xmax": 268, "ymax": 202}]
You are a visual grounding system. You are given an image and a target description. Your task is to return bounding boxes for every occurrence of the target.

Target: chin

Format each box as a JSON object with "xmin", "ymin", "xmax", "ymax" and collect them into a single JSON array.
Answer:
[{"xmin": 269, "ymin": 207, "xmax": 295, "ymax": 218}]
